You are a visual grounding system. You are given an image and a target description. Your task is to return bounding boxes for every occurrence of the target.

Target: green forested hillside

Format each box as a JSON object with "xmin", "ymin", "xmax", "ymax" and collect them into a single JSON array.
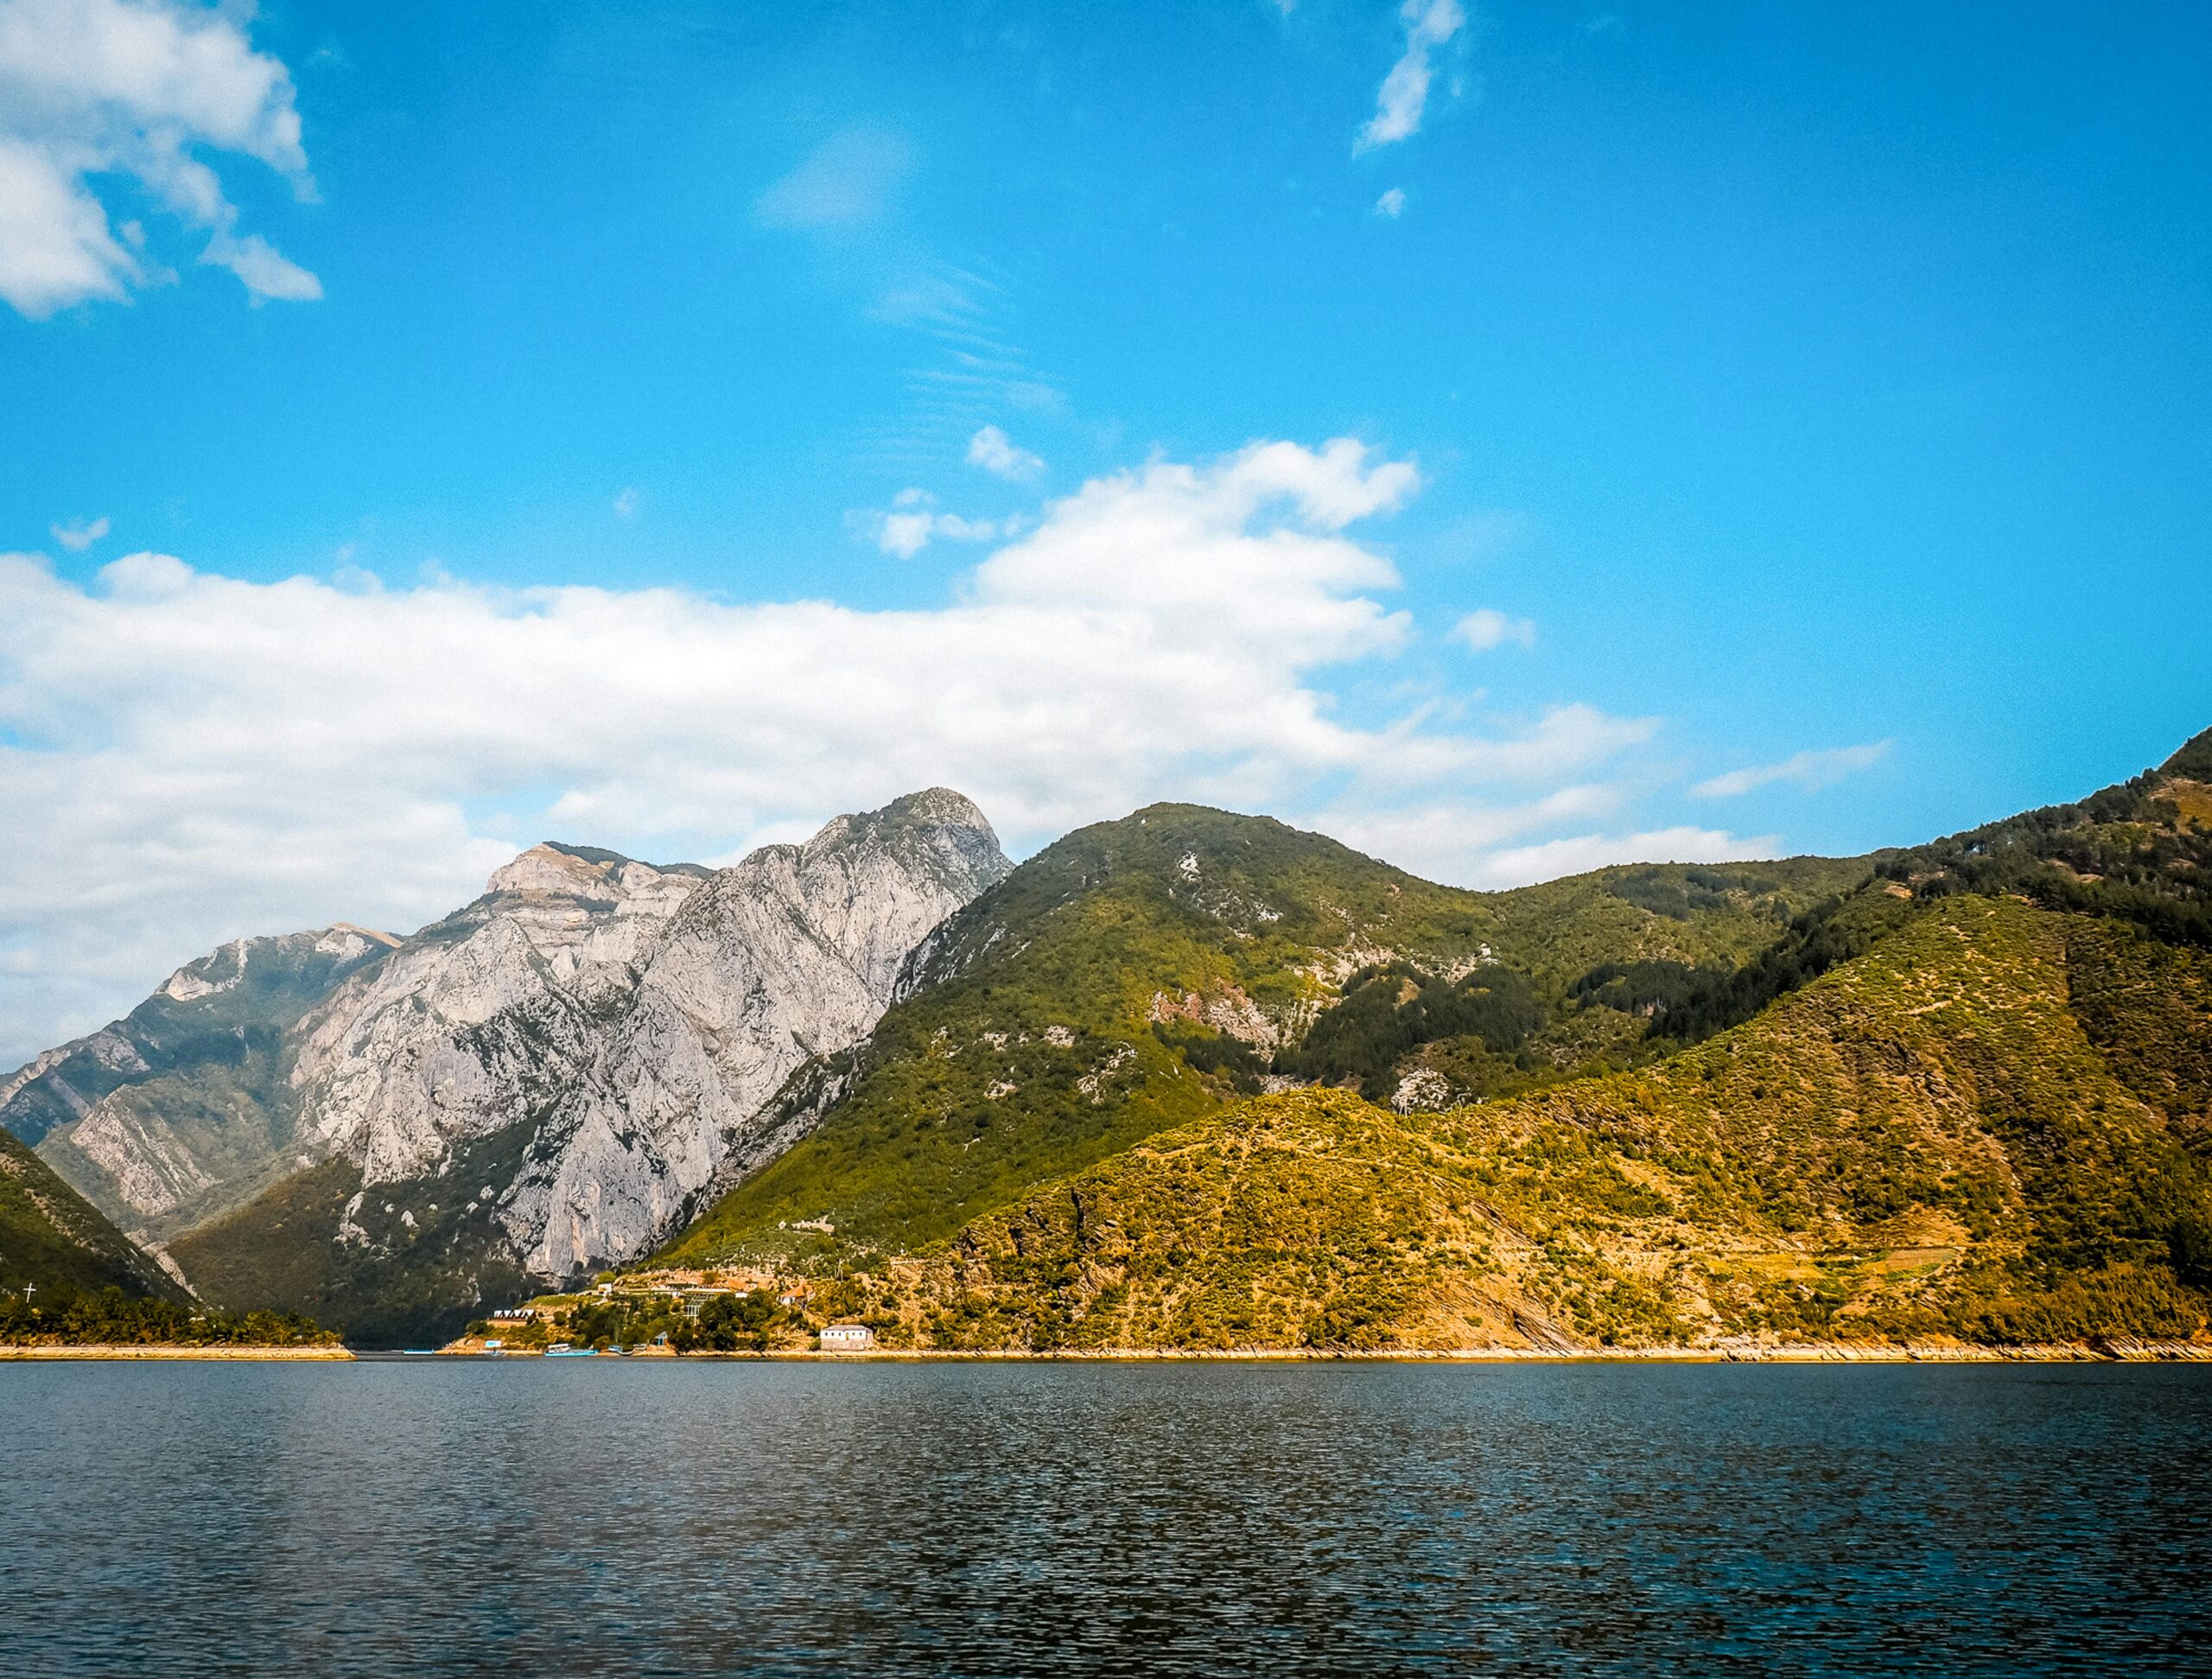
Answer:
[
  {"xmin": 663, "ymin": 804, "xmax": 1866, "ymax": 1267},
  {"xmin": 1880, "ymin": 725, "xmax": 2212, "ymax": 944},
  {"xmin": 862, "ymin": 896, "xmax": 2212, "ymax": 1351},
  {"xmin": 0, "ymin": 1126, "xmax": 182, "ymax": 1302}
]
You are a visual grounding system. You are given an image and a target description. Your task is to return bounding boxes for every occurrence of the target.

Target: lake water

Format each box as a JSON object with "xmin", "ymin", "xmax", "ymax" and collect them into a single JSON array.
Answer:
[{"xmin": 2, "ymin": 1360, "xmax": 2205, "ymax": 1676}]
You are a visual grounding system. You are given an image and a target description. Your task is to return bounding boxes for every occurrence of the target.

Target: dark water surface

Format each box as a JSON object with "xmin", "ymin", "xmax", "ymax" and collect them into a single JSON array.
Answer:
[{"xmin": 2, "ymin": 1360, "xmax": 2206, "ymax": 1676}]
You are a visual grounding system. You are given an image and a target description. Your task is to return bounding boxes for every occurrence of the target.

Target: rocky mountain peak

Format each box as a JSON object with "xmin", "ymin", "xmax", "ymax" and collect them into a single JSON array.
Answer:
[
  {"xmin": 878, "ymin": 785, "xmax": 997, "ymax": 832},
  {"xmin": 797, "ymin": 787, "xmax": 999, "ymax": 862},
  {"xmin": 496, "ymin": 790, "xmax": 1013, "ymax": 1276},
  {"xmin": 485, "ymin": 842, "xmax": 676, "ymax": 900}
]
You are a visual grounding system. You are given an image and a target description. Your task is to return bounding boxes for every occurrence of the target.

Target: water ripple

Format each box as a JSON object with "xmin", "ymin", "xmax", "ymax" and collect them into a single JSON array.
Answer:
[{"xmin": 1, "ymin": 1361, "xmax": 2205, "ymax": 1676}]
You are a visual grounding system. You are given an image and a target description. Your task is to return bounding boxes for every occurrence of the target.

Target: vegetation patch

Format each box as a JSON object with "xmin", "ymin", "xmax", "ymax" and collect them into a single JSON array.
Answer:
[{"xmin": 0, "ymin": 1285, "xmax": 335, "ymax": 1349}]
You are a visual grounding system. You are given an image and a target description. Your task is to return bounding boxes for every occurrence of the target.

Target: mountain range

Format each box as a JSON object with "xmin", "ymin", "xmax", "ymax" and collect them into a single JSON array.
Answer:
[
  {"xmin": 5, "ymin": 731, "xmax": 2208, "ymax": 1351},
  {"xmin": 2, "ymin": 790, "xmax": 1008, "ymax": 1341}
]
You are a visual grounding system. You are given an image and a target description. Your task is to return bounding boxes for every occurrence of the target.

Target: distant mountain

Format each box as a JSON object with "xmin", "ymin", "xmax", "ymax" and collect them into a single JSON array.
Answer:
[
  {"xmin": 661, "ymin": 804, "xmax": 1867, "ymax": 1267},
  {"xmin": 662, "ymin": 733, "xmax": 2212, "ymax": 1352},
  {"xmin": 4, "ymin": 791, "xmax": 1008, "ymax": 1344},
  {"xmin": 0, "ymin": 926, "xmax": 396, "ymax": 1155},
  {"xmin": 0, "ymin": 1126, "xmax": 182, "ymax": 1303}
]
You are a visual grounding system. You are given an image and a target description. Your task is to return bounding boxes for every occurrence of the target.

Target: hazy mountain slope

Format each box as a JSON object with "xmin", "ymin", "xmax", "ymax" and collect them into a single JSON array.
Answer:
[
  {"xmin": 662, "ymin": 805, "xmax": 1866, "ymax": 1267},
  {"xmin": 3, "ymin": 928, "xmax": 397, "ymax": 1242},
  {"xmin": 168, "ymin": 791, "xmax": 1007, "ymax": 1341},
  {"xmin": 166, "ymin": 1153, "xmax": 538, "ymax": 1348},
  {"xmin": 2, "ymin": 926, "xmax": 397, "ymax": 1152},
  {"xmin": 869, "ymin": 895, "xmax": 2212, "ymax": 1352},
  {"xmin": 0, "ymin": 1126, "xmax": 184, "ymax": 1302}
]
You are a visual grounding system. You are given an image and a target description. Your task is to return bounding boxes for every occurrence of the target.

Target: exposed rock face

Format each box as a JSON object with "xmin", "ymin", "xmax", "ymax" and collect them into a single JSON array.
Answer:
[
  {"xmin": 4, "ymin": 928, "xmax": 400, "ymax": 1232},
  {"xmin": 277, "ymin": 791, "xmax": 1007, "ymax": 1276},
  {"xmin": 289, "ymin": 845, "xmax": 713, "ymax": 1186},
  {"xmin": 499, "ymin": 791, "xmax": 1010, "ymax": 1275},
  {"xmin": 10, "ymin": 791, "xmax": 1009, "ymax": 1304}
]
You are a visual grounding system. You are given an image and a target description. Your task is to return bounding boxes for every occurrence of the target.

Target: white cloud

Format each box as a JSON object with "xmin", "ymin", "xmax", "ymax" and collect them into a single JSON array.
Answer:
[
  {"xmin": 1451, "ymin": 607, "xmax": 1534, "ymax": 651},
  {"xmin": 966, "ymin": 424, "xmax": 1045, "ymax": 482},
  {"xmin": 49, "ymin": 514, "xmax": 109, "ymax": 551},
  {"xmin": 0, "ymin": 438, "xmax": 1751, "ymax": 1065},
  {"xmin": 753, "ymin": 128, "xmax": 912, "ymax": 230},
  {"xmin": 1357, "ymin": 0, "xmax": 1465, "ymax": 153},
  {"xmin": 1375, "ymin": 187, "xmax": 1407, "ymax": 218},
  {"xmin": 861, "ymin": 489, "xmax": 1020, "ymax": 559},
  {"xmin": 1692, "ymin": 741, "xmax": 1892, "ymax": 799},
  {"xmin": 1317, "ymin": 783, "xmax": 1621, "ymax": 882},
  {"xmin": 613, "ymin": 488, "xmax": 640, "ymax": 520},
  {"xmin": 200, "ymin": 228, "xmax": 319, "ymax": 302},
  {"xmin": 1470, "ymin": 826, "xmax": 1782, "ymax": 887},
  {"xmin": 0, "ymin": 0, "xmax": 318, "ymax": 316}
]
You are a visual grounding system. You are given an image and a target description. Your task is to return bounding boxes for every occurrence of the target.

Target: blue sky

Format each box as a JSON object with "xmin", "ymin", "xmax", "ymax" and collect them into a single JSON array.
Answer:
[{"xmin": 1, "ymin": 0, "xmax": 2209, "ymax": 1057}]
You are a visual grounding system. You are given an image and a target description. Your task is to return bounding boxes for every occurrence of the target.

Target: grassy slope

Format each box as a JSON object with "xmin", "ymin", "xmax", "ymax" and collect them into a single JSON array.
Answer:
[
  {"xmin": 0, "ymin": 1126, "xmax": 182, "ymax": 1301},
  {"xmin": 662, "ymin": 805, "xmax": 1866, "ymax": 1267},
  {"xmin": 855, "ymin": 896, "xmax": 2212, "ymax": 1351}
]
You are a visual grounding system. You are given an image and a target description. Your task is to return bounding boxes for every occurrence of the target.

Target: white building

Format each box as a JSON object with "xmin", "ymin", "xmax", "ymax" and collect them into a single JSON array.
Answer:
[{"xmin": 820, "ymin": 1324, "xmax": 874, "ymax": 1351}]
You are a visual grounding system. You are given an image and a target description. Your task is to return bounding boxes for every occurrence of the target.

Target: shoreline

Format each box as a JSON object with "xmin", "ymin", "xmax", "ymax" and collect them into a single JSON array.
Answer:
[
  {"xmin": 429, "ymin": 1337, "xmax": 2212, "ymax": 1365},
  {"xmin": 0, "ymin": 1345, "xmax": 354, "ymax": 1362},
  {"xmin": 7, "ymin": 1339, "xmax": 2207, "ymax": 1365}
]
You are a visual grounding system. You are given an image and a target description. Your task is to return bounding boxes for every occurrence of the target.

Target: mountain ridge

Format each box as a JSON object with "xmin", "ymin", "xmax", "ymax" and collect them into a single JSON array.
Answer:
[
  {"xmin": 662, "ymin": 804, "xmax": 1872, "ymax": 1267},
  {"xmin": 157, "ymin": 791, "xmax": 1007, "ymax": 1341},
  {"xmin": 658, "ymin": 731, "xmax": 2212, "ymax": 1354},
  {"xmin": 12, "ymin": 733, "xmax": 2209, "ymax": 1351}
]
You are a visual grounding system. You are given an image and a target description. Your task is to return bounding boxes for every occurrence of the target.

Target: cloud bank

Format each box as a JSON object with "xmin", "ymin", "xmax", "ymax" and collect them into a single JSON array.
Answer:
[
  {"xmin": 0, "ymin": 0, "xmax": 318, "ymax": 315},
  {"xmin": 0, "ymin": 438, "xmax": 1764, "ymax": 1065}
]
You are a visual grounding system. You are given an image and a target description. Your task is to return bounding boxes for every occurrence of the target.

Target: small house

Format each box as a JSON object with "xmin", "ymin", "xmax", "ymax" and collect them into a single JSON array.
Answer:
[{"xmin": 820, "ymin": 1324, "xmax": 874, "ymax": 1351}]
